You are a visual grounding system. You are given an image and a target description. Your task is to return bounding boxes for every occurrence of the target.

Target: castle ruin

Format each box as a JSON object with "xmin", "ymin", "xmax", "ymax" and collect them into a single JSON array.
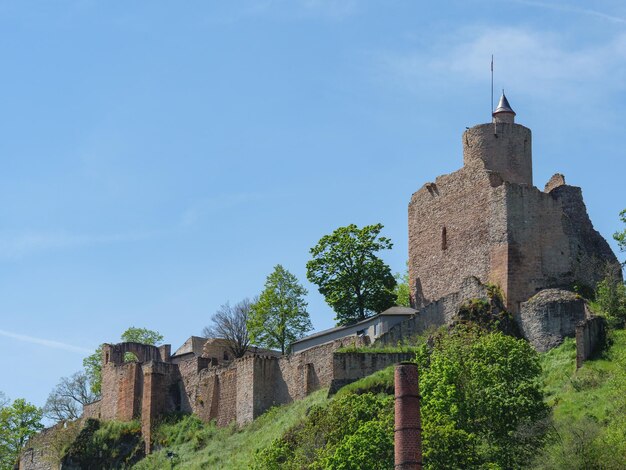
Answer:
[
  {"xmin": 19, "ymin": 93, "xmax": 620, "ymax": 467},
  {"xmin": 407, "ymin": 93, "xmax": 619, "ymax": 349}
]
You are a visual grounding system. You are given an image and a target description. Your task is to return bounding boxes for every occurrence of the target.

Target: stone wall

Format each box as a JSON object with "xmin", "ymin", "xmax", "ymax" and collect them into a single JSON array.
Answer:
[
  {"xmin": 408, "ymin": 166, "xmax": 506, "ymax": 310},
  {"xmin": 82, "ymin": 400, "xmax": 101, "ymax": 420},
  {"xmin": 502, "ymin": 182, "xmax": 618, "ymax": 315},
  {"xmin": 519, "ymin": 289, "xmax": 587, "ymax": 352},
  {"xmin": 18, "ymin": 423, "xmax": 63, "ymax": 470},
  {"xmin": 576, "ymin": 316, "xmax": 607, "ymax": 369},
  {"xmin": 330, "ymin": 351, "xmax": 415, "ymax": 393},
  {"xmin": 376, "ymin": 277, "xmax": 487, "ymax": 346},
  {"xmin": 100, "ymin": 361, "xmax": 142, "ymax": 421}
]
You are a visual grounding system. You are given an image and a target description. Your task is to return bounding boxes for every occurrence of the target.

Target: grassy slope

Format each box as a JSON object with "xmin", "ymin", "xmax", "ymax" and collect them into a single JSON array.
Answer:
[
  {"xmin": 133, "ymin": 389, "xmax": 330, "ymax": 469},
  {"xmin": 542, "ymin": 330, "xmax": 625, "ymax": 424},
  {"xmin": 536, "ymin": 329, "xmax": 626, "ymax": 468}
]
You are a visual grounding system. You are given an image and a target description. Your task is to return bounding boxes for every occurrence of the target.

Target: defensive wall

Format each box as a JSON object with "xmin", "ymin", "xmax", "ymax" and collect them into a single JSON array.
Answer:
[{"xmin": 87, "ymin": 334, "xmax": 409, "ymax": 452}]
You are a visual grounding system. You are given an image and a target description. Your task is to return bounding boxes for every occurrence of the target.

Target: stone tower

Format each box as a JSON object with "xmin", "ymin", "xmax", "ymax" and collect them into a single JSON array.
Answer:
[
  {"xmin": 463, "ymin": 92, "xmax": 532, "ymax": 186},
  {"xmin": 408, "ymin": 93, "xmax": 619, "ymax": 320}
]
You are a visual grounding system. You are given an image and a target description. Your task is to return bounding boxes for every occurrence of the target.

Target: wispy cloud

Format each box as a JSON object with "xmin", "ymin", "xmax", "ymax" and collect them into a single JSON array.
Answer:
[
  {"xmin": 181, "ymin": 192, "xmax": 264, "ymax": 227},
  {"xmin": 0, "ymin": 230, "xmax": 161, "ymax": 258},
  {"xmin": 510, "ymin": 0, "xmax": 626, "ymax": 25},
  {"xmin": 0, "ymin": 329, "xmax": 92, "ymax": 354},
  {"xmin": 376, "ymin": 26, "xmax": 626, "ymax": 99}
]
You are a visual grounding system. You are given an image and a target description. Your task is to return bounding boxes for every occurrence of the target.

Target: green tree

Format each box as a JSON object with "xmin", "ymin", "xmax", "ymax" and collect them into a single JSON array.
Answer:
[
  {"xmin": 83, "ymin": 326, "xmax": 164, "ymax": 396},
  {"xmin": 419, "ymin": 325, "xmax": 549, "ymax": 468},
  {"xmin": 0, "ymin": 398, "xmax": 43, "ymax": 469},
  {"xmin": 306, "ymin": 223, "xmax": 396, "ymax": 326},
  {"xmin": 248, "ymin": 265, "xmax": 312, "ymax": 354},
  {"xmin": 614, "ymin": 209, "xmax": 626, "ymax": 257},
  {"xmin": 596, "ymin": 273, "xmax": 626, "ymax": 327},
  {"xmin": 83, "ymin": 347, "xmax": 104, "ymax": 396},
  {"xmin": 393, "ymin": 269, "xmax": 411, "ymax": 307},
  {"xmin": 120, "ymin": 326, "xmax": 164, "ymax": 345}
]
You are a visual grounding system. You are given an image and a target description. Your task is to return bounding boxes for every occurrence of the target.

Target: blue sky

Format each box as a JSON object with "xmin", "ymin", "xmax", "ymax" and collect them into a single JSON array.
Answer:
[{"xmin": 1, "ymin": 0, "xmax": 625, "ymax": 409}]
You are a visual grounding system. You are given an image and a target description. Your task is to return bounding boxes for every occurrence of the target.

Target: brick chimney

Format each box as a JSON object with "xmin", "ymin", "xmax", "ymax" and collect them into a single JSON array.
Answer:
[{"xmin": 394, "ymin": 362, "xmax": 422, "ymax": 470}]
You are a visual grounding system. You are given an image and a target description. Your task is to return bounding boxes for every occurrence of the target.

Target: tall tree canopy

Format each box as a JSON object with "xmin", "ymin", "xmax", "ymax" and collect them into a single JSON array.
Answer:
[
  {"xmin": 248, "ymin": 265, "xmax": 312, "ymax": 354},
  {"xmin": 203, "ymin": 298, "xmax": 254, "ymax": 358},
  {"xmin": 306, "ymin": 223, "xmax": 396, "ymax": 326},
  {"xmin": 0, "ymin": 398, "xmax": 43, "ymax": 469}
]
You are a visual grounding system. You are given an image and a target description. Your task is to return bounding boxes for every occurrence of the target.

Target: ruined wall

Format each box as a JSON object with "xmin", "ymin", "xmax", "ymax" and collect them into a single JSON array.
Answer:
[
  {"xmin": 503, "ymin": 183, "xmax": 618, "ymax": 315},
  {"xmin": 408, "ymin": 166, "xmax": 507, "ymax": 309},
  {"xmin": 409, "ymin": 169, "xmax": 618, "ymax": 316},
  {"xmin": 576, "ymin": 316, "xmax": 607, "ymax": 368},
  {"xmin": 411, "ymin": 117, "xmax": 619, "ymax": 318},
  {"xmin": 18, "ymin": 423, "xmax": 65, "ymax": 470},
  {"xmin": 189, "ymin": 364, "xmax": 239, "ymax": 426},
  {"xmin": 331, "ymin": 351, "xmax": 415, "ymax": 390},
  {"xmin": 378, "ymin": 277, "xmax": 487, "ymax": 346},
  {"xmin": 235, "ymin": 356, "xmax": 256, "ymax": 425},
  {"xmin": 82, "ymin": 400, "xmax": 101, "ymax": 420},
  {"xmin": 100, "ymin": 362, "xmax": 142, "ymax": 421}
]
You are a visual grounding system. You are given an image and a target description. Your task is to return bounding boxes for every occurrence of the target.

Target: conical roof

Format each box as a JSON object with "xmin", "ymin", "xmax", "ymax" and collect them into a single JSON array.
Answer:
[{"xmin": 493, "ymin": 92, "xmax": 516, "ymax": 116}]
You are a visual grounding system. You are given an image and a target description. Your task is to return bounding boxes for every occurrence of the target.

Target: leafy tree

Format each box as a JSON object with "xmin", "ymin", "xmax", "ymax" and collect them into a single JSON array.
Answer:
[
  {"xmin": 0, "ymin": 398, "xmax": 43, "ymax": 469},
  {"xmin": 203, "ymin": 298, "xmax": 255, "ymax": 358},
  {"xmin": 306, "ymin": 223, "xmax": 396, "ymax": 326},
  {"xmin": 393, "ymin": 269, "xmax": 411, "ymax": 307},
  {"xmin": 83, "ymin": 326, "xmax": 164, "ymax": 396},
  {"xmin": 43, "ymin": 371, "xmax": 98, "ymax": 423},
  {"xmin": 418, "ymin": 325, "xmax": 549, "ymax": 468},
  {"xmin": 596, "ymin": 273, "xmax": 626, "ymax": 327},
  {"xmin": 120, "ymin": 326, "xmax": 164, "ymax": 345},
  {"xmin": 248, "ymin": 265, "xmax": 312, "ymax": 354},
  {"xmin": 83, "ymin": 347, "xmax": 104, "ymax": 396},
  {"xmin": 614, "ymin": 209, "xmax": 626, "ymax": 258},
  {"xmin": 254, "ymin": 392, "xmax": 393, "ymax": 469}
]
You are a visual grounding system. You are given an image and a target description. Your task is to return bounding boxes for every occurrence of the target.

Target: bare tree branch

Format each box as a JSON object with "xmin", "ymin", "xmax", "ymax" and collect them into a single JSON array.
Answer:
[
  {"xmin": 202, "ymin": 297, "xmax": 255, "ymax": 359},
  {"xmin": 43, "ymin": 371, "xmax": 98, "ymax": 423}
]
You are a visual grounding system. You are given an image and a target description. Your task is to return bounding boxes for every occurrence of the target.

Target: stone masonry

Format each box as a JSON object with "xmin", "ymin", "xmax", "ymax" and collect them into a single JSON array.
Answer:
[
  {"xmin": 408, "ymin": 94, "xmax": 620, "ymax": 338},
  {"xmin": 86, "ymin": 335, "xmax": 405, "ymax": 453}
]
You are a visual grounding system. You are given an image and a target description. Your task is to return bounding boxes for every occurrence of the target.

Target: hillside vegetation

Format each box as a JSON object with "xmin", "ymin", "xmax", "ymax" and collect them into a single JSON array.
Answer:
[{"xmin": 45, "ymin": 326, "xmax": 626, "ymax": 469}]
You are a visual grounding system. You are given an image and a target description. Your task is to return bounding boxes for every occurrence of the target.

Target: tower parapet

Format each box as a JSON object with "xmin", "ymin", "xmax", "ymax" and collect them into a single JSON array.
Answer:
[{"xmin": 462, "ymin": 93, "xmax": 532, "ymax": 186}]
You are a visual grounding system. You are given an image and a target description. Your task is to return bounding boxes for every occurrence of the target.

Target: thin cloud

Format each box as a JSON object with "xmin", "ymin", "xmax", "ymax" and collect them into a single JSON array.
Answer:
[
  {"xmin": 510, "ymin": 0, "xmax": 626, "ymax": 25},
  {"xmin": 376, "ymin": 26, "xmax": 626, "ymax": 99},
  {"xmin": 0, "ymin": 329, "xmax": 92, "ymax": 354}
]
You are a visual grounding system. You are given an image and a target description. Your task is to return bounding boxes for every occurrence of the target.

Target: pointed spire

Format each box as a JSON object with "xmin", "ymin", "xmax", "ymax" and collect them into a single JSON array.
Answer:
[{"xmin": 493, "ymin": 91, "xmax": 515, "ymax": 116}]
